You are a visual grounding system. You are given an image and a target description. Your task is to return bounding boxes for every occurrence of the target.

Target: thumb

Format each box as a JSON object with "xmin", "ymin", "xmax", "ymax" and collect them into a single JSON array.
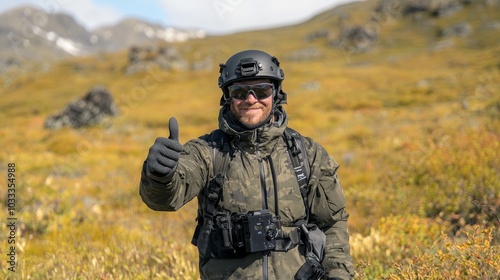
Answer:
[{"xmin": 168, "ymin": 117, "xmax": 179, "ymax": 141}]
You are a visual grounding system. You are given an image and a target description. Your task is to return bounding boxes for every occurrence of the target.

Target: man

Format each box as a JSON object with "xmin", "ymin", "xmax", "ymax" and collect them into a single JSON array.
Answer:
[{"xmin": 140, "ymin": 50, "xmax": 355, "ymax": 279}]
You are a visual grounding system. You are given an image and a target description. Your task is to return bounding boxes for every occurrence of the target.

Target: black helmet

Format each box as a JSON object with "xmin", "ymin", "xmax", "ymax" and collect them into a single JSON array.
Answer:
[{"xmin": 218, "ymin": 50, "xmax": 287, "ymax": 105}]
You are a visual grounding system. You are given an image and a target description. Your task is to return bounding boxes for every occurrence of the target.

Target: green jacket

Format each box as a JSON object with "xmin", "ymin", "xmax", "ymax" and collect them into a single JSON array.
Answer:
[{"xmin": 140, "ymin": 106, "xmax": 354, "ymax": 279}]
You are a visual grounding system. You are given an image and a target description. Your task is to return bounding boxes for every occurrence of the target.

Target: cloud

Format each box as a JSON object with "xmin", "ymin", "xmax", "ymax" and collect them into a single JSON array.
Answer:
[
  {"xmin": 47, "ymin": 0, "xmax": 123, "ymax": 30},
  {"xmin": 1, "ymin": 0, "xmax": 355, "ymax": 33},
  {"xmin": 157, "ymin": 0, "xmax": 352, "ymax": 34}
]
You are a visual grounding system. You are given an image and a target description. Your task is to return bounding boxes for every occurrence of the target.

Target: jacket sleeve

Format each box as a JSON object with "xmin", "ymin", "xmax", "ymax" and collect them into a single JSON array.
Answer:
[
  {"xmin": 306, "ymin": 139, "xmax": 355, "ymax": 279},
  {"xmin": 139, "ymin": 137, "xmax": 212, "ymax": 211}
]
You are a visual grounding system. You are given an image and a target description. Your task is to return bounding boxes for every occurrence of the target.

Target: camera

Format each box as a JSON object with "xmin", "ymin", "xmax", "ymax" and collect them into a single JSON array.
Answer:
[
  {"xmin": 238, "ymin": 209, "xmax": 280, "ymax": 253},
  {"xmin": 213, "ymin": 210, "xmax": 281, "ymax": 255}
]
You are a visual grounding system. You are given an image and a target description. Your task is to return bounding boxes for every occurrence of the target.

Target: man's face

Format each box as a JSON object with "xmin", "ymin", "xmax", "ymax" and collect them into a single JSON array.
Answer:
[{"xmin": 229, "ymin": 79, "xmax": 274, "ymax": 127}]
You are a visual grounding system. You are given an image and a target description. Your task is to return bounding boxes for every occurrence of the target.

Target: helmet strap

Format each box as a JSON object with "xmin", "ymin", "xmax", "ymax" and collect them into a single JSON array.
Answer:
[{"xmin": 273, "ymin": 82, "xmax": 287, "ymax": 105}]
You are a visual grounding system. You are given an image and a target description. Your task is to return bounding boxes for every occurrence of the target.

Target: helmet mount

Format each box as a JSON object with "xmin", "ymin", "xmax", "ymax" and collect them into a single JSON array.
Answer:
[{"xmin": 239, "ymin": 58, "xmax": 261, "ymax": 77}]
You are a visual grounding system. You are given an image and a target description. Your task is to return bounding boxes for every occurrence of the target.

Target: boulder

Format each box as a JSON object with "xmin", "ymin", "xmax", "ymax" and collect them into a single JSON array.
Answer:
[{"xmin": 44, "ymin": 85, "xmax": 119, "ymax": 129}]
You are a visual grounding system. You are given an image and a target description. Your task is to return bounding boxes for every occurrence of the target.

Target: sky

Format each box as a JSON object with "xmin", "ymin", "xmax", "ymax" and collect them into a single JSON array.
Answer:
[{"xmin": 0, "ymin": 0, "xmax": 356, "ymax": 34}]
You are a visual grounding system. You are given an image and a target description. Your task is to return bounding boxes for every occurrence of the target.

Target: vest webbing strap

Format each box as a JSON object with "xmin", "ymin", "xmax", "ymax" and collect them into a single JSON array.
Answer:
[{"xmin": 283, "ymin": 127, "xmax": 311, "ymax": 223}]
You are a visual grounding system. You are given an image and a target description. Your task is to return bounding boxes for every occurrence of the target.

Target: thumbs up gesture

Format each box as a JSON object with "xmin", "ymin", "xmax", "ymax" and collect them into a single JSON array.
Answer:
[{"xmin": 146, "ymin": 117, "xmax": 184, "ymax": 177}]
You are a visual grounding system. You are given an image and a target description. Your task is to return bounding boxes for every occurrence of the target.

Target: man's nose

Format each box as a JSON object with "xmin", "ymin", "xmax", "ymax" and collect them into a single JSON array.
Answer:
[{"xmin": 245, "ymin": 90, "xmax": 258, "ymax": 102}]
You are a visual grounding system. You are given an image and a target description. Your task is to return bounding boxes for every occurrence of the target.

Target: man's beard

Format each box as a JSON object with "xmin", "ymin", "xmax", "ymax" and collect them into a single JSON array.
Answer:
[{"xmin": 229, "ymin": 104, "xmax": 274, "ymax": 130}]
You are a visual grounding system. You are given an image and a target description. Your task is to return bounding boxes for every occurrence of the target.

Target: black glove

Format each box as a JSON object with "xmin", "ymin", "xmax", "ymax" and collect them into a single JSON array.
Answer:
[{"xmin": 146, "ymin": 117, "xmax": 183, "ymax": 178}]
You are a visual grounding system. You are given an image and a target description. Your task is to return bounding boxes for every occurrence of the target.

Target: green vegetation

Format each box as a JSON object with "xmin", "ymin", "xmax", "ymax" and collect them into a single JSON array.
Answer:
[{"xmin": 1, "ymin": 0, "xmax": 499, "ymax": 278}]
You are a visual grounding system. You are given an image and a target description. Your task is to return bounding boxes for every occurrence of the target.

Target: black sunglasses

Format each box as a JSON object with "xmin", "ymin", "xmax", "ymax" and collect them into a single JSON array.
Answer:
[{"xmin": 227, "ymin": 83, "xmax": 274, "ymax": 100}]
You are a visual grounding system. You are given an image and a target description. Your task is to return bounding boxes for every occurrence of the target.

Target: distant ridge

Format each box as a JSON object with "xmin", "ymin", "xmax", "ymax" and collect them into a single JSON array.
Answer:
[{"xmin": 0, "ymin": 5, "xmax": 205, "ymax": 62}]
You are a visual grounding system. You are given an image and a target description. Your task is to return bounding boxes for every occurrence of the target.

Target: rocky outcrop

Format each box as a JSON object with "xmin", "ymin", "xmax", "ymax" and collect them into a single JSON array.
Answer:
[
  {"xmin": 376, "ymin": 0, "xmax": 468, "ymax": 19},
  {"xmin": 44, "ymin": 86, "xmax": 119, "ymax": 129},
  {"xmin": 438, "ymin": 22, "xmax": 472, "ymax": 37},
  {"xmin": 125, "ymin": 45, "xmax": 188, "ymax": 75},
  {"xmin": 331, "ymin": 25, "xmax": 379, "ymax": 53}
]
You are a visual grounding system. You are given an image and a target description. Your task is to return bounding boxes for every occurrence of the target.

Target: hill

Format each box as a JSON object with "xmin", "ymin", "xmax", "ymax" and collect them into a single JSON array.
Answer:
[{"xmin": 0, "ymin": 0, "xmax": 499, "ymax": 278}]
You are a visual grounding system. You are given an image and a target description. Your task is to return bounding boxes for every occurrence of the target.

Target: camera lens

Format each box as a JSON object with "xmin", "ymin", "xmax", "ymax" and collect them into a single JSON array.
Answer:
[{"xmin": 266, "ymin": 228, "xmax": 278, "ymax": 240}]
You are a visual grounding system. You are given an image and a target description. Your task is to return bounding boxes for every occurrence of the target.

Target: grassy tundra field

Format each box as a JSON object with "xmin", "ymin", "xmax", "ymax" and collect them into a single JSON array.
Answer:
[{"xmin": 1, "ymin": 0, "xmax": 499, "ymax": 279}]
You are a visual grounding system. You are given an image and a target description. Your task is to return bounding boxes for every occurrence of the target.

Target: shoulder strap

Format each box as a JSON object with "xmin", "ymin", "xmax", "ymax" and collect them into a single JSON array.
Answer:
[
  {"xmin": 208, "ymin": 129, "xmax": 232, "ymax": 177},
  {"xmin": 192, "ymin": 130, "xmax": 232, "ymax": 248},
  {"xmin": 283, "ymin": 127, "xmax": 311, "ymax": 222},
  {"xmin": 205, "ymin": 129, "xmax": 232, "ymax": 217}
]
